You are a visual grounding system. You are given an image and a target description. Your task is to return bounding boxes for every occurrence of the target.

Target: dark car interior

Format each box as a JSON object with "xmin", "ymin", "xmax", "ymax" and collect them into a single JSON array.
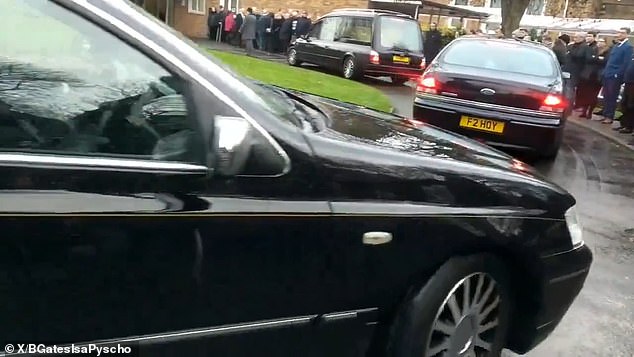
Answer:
[{"xmin": 0, "ymin": 60, "xmax": 194, "ymax": 162}]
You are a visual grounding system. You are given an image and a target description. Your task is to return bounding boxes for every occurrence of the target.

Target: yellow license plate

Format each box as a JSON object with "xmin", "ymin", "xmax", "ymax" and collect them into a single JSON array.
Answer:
[
  {"xmin": 393, "ymin": 55, "xmax": 410, "ymax": 64},
  {"xmin": 459, "ymin": 116, "xmax": 505, "ymax": 134}
]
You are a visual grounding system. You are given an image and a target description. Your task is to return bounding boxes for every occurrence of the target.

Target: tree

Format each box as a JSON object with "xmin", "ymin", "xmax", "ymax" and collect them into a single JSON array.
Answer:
[{"xmin": 500, "ymin": 0, "xmax": 531, "ymax": 38}]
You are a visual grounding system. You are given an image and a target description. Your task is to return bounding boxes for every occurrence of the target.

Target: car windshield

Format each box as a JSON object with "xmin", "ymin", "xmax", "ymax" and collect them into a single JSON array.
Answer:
[
  {"xmin": 378, "ymin": 17, "xmax": 423, "ymax": 52},
  {"xmin": 442, "ymin": 40, "xmax": 557, "ymax": 77}
]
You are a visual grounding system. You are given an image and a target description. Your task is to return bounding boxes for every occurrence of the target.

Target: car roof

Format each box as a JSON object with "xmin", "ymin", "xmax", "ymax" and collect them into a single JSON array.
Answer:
[
  {"xmin": 451, "ymin": 36, "xmax": 550, "ymax": 51},
  {"xmin": 322, "ymin": 8, "xmax": 414, "ymax": 20}
]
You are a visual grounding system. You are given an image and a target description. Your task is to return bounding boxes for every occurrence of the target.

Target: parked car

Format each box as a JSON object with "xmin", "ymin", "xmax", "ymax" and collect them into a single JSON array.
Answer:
[
  {"xmin": 413, "ymin": 36, "xmax": 569, "ymax": 160},
  {"xmin": 287, "ymin": 8, "xmax": 425, "ymax": 84},
  {"xmin": 1, "ymin": 1, "xmax": 591, "ymax": 356}
]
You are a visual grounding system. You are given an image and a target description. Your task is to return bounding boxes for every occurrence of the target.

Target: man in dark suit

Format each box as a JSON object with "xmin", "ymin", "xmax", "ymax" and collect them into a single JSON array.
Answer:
[
  {"xmin": 240, "ymin": 8, "xmax": 257, "ymax": 56},
  {"xmin": 424, "ymin": 22, "xmax": 442, "ymax": 64},
  {"xmin": 600, "ymin": 27, "xmax": 633, "ymax": 124},
  {"xmin": 295, "ymin": 11, "xmax": 311, "ymax": 39}
]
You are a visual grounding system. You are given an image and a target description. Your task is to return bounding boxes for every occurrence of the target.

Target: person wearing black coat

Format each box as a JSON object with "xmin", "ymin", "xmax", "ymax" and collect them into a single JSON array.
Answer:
[
  {"xmin": 552, "ymin": 34, "xmax": 570, "ymax": 67},
  {"xmin": 424, "ymin": 23, "xmax": 442, "ymax": 63},
  {"xmin": 565, "ymin": 32, "xmax": 592, "ymax": 108},
  {"xmin": 271, "ymin": 14, "xmax": 284, "ymax": 53},
  {"xmin": 295, "ymin": 12, "xmax": 311, "ymax": 39},
  {"xmin": 577, "ymin": 33, "xmax": 600, "ymax": 117},
  {"xmin": 279, "ymin": 14, "xmax": 293, "ymax": 54}
]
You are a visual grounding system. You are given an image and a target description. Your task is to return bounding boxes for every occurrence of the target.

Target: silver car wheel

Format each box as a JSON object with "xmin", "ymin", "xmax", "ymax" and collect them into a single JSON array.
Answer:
[
  {"xmin": 425, "ymin": 273, "xmax": 501, "ymax": 357},
  {"xmin": 343, "ymin": 58, "xmax": 355, "ymax": 79},
  {"xmin": 288, "ymin": 48, "xmax": 297, "ymax": 65}
]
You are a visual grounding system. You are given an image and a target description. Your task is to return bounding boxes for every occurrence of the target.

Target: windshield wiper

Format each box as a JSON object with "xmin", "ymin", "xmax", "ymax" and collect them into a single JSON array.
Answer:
[
  {"xmin": 257, "ymin": 83, "xmax": 326, "ymax": 131},
  {"xmin": 388, "ymin": 45, "xmax": 412, "ymax": 53}
]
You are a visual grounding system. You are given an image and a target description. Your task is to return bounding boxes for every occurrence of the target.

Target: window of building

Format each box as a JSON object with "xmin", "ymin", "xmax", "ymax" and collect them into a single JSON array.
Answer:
[
  {"xmin": 454, "ymin": 0, "xmax": 469, "ymax": 5},
  {"xmin": 490, "ymin": 0, "xmax": 501, "ymax": 8},
  {"xmin": 0, "ymin": 0, "xmax": 198, "ymax": 163},
  {"xmin": 188, "ymin": 0, "xmax": 206, "ymax": 15}
]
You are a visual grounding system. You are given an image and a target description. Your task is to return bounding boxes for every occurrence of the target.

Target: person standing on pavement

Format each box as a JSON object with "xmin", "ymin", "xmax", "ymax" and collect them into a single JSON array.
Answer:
[
  {"xmin": 289, "ymin": 11, "xmax": 300, "ymax": 42},
  {"xmin": 224, "ymin": 10, "xmax": 235, "ymax": 44},
  {"xmin": 234, "ymin": 8, "xmax": 245, "ymax": 47},
  {"xmin": 279, "ymin": 13, "xmax": 293, "ymax": 54},
  {"xmin": 614, "ymin": 54, "xmax": 634, "ymax": 135},
  {"xmin": 295, "ymin": 11, "xmax": 311, "ymax": 39},
  {"xmin": 565, "ymin": 32, "xmax": 591, "ymax": 109},
  {"xmin": 582, "ymin": 37, "xmax": 610, "ymax": 118},
  {"xmin": 576, "ymin": 33, "xmax": 599, "ymax": 116},
  {"xmin": 207, "ymin": 7, "xmax": 217, "ymax": 41},
  {"xmin": 600, "ymin": 27, "xmax": 632, "ymax": 124},
  {"xmin": 240, "ymin": 8, "xmax": 257, "ymax": 56},
  {"xmin": 424, "ymin": 23, "xmax": 442, "ymax": 64},
  {"xmin": 552, "ymin": 34, "xmax": 570, "ymax": 68},
  {"xmin": 272, "ymin": 13, "xmax": 284, "ymax": 53},
  {"xmin": 256, "ymin": 9, "xmax": 270, "ymax": 51}
]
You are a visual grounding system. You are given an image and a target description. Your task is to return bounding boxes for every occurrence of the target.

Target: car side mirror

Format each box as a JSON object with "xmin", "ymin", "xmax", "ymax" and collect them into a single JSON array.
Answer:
[
  {"xmin": 562, "ymin": 72, "xmax": 571, "ymax": 80},
  {"xmin": 212, "ymin": 116, "xmax": 289, "ymax": 177}
]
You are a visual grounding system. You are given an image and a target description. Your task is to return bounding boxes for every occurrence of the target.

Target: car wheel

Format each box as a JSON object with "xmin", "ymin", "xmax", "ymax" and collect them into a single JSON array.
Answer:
[
  {"xmin": 342, "ymin": 56, "xmax": 359, "ymax": 80},
  {"xmin": 387, "ymin": 254, "xmax": 512, "ymax": 357},
  {"xmin": 287, "ymin": 47, "xmax": 301, "ymax": 66}
]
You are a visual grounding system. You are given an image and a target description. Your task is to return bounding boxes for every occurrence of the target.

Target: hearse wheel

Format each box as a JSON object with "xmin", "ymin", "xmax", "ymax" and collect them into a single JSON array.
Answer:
[
  {"xmin": 388, "ymin": 254, "xmax": 512, "ymax": 357},
  {"xmin": 342, "ymin": 56, "xmax": 359, "ymax": 79},
  {"xmin": 287, "ymin": 47, "xmax": 301, "ymax": 66}
]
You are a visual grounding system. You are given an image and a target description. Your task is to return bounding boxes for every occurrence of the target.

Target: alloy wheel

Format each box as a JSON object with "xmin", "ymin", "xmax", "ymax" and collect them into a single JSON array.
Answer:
[
  {"xmin": 288, "ymin": 48, "xmax": 297, "ymax": 65},
  {"xmin": 425, "ymin": 272, "xmax": 502, "ymax": 357},
  {"xmin": 343, "ymin": 58, "xmax": 355, "ymax": 78}
]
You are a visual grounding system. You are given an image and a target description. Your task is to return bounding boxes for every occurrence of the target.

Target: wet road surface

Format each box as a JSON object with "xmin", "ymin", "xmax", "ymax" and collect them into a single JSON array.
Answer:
[
  {"xmin": 508, "ymin": 124, "xmax": 634, "ymax": 356},
  {"xmin": 370, "ymin": 81, "xmax": 634, "ymax": 356}
]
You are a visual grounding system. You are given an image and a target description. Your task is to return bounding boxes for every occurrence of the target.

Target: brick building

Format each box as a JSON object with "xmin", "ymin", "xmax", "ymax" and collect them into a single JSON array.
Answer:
[{"xmin": 135, "ymin": 0, "xmax": 210, "ymax": 38}]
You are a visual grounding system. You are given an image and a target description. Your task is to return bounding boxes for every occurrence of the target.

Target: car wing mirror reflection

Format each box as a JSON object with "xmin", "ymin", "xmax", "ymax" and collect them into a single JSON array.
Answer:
[{"xmin": 212, "ymin": 115, "xmax": 290, "ymax": 177}]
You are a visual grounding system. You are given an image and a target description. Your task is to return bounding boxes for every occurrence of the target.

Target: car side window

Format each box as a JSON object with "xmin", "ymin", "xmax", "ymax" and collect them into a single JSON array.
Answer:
[
  {"xmin": 335, "ymin": 17, "xmax": 372, "ymax": 45},
  {"xmin": 0, "ymin": 0, "xmax": 197, "ymax": 163},
  {"xmin": 309, "ymin": 22, "xmax": 322, "ymax": 38},
  {"xmin": 319, "ymin": 17, "xmax": 340, "ymax": 41}
]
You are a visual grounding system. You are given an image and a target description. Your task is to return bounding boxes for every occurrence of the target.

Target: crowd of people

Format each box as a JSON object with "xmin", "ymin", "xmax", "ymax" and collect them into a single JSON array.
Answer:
[
  {"xmin": 547, "ymin": 28, "xmax": 634, "ymax": 135},
  {"xmin": 206, "ymin": 7, "xmax": 313, "ymax": 55}
]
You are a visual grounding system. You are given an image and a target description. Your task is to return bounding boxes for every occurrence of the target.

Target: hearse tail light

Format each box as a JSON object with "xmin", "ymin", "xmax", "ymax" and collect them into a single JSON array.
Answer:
[
  {"xmin": 540, "ymin": 94, "xmax": 566, "ymax": 113},
  {"xmin": 370, "ymin": 50, "xmax": 380, "ymax": 64},
  {"xmin": 417, "ymin": 75, "xmax": 437, "ymax": 94}
]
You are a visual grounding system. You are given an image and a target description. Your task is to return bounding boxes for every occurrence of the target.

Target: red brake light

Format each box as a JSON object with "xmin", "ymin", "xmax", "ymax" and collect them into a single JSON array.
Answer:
[
  {"xmin": 420, "ymin": 77, "xmax": 435, "ymax": 88},
  {"xmin": 543, "ymin": 94, "xmax": 562, "ymax": 106},
  {"xmin": 417, "ymin": 75, "xmax": 438, "ymax": 94},
  {"xmin": 540, "ymin": 94, "xmax": 565, "ymax": 113},
  {"xmin": 370, "ymin": 50, "xmax": 380, "ymax": 64}
]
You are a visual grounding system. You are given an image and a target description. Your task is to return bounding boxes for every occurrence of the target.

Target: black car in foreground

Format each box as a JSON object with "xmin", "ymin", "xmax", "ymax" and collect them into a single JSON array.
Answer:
[
  {"xmin": 413, "ymin": 37, "xmax": 570, "ymax": 159},
  {"xmin": 288, "ymin": 9, "xmax": 425, "ymax": 84},
  {"xmin": 1, "ymin": 1, "xmax": 591, "ymax": 356}
]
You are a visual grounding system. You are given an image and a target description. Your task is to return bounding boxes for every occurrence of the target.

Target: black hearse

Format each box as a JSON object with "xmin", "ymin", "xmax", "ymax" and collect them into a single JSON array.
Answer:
[{"xmin": 288, "ymin": 9, "xmax": 426, "ymax": 84}]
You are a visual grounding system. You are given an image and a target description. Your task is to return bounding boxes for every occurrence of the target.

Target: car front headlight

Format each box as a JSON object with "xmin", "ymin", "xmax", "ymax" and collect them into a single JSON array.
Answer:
[{"xmin": 565, "ymin": 205, "xmax": 584, "ymax": 247}]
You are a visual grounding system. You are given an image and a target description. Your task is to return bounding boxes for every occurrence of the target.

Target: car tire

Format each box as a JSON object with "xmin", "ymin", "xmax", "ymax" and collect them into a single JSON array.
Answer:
[
  {"xmin": 287, "ymin": 47, "xmax": 301, "ymax": 66},
  {"xmin": 342, "ymin": 56, "xmax": 360, "ymax": 80},
  {"xmin": 387, "ymin": 254, "xmax": 512, "ymax": 357}
]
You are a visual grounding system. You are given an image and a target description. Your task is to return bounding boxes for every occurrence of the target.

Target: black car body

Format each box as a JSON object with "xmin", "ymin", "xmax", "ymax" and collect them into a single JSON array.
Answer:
[
  {"xmin": 413, "ymin": 37, "xmax": 569, "ymax": 159},
  {"xmin": 287, "ymin": 9, "xmax": 425, "ymax": 84},
  {"xmin": 1, "ymin": 1, "xmax": 591, "ymax": 356}
]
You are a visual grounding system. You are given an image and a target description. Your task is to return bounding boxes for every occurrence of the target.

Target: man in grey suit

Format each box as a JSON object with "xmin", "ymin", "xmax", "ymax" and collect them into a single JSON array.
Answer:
[{"xmin": 240, "ymin": 8, "xmax": 257, "ymax": 56}]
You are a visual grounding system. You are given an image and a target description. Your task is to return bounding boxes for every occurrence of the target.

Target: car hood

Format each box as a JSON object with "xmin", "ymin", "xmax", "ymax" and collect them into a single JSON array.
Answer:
[
  {"xmin": 293, "ymin": 92, "xmax": 574, "ymax": 215},
  {"xmin": 298, "ymin": 93, "xmax": 535, "ymax": 174}
]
